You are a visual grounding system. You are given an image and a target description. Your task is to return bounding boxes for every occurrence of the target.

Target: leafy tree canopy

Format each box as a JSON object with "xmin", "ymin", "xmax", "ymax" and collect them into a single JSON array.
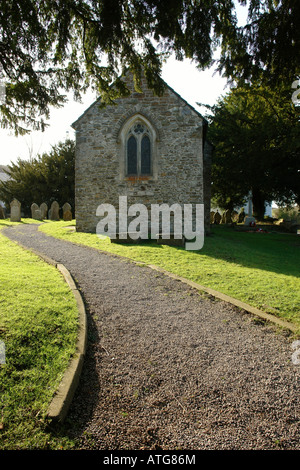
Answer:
[
  {"xmin": 0, "ymin": 139, "xmax": 75, "ymax": 216},
  {"xmin": 0, "ymin": 0, "xmax": 299, "ymax": 134},
  {"xmin": 203, "ymin": 82, "xmax": 300, "ymax": 219}
]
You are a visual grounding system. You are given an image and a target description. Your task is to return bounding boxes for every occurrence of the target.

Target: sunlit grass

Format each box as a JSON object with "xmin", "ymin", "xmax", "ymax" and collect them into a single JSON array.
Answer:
[
  {"xmin": 0, "ymin": 220, "xmax": 78, "ymax": 449},
  {"xmin": 39, "ymin": 221, "xmax": 300, "ymax": 331}
]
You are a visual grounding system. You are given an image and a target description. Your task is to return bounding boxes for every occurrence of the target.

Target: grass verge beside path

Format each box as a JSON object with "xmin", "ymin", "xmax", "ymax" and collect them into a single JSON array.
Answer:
[
  {"xmin": 39, "ymin": 220, "xmax": 300, "ymax": 333},
  {"xmin": 0, "ymin": 219, "xmax": 78, "ymax": 449}
]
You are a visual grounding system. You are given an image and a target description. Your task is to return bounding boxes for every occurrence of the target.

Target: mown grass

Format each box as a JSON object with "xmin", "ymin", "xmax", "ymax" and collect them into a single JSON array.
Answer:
[
  {"xmin": 0, "ymin": 219, "xmax": 78, "ymax": 449},
  {"xmin": 39, "ymin": 220, "xmax": 300, "ymax": 332}
]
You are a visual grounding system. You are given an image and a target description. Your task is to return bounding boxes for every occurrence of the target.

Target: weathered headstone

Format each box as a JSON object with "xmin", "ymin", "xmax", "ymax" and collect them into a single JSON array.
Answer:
[
  {"xmin": 213, "ymin": 211, "xmax": 222, "ymax": 225},
  {"xmin": 62, "ymin": 203, "xmax": 72, "ymax": 221},
  {"xmin": 244, "ymin": 216, "xmax": 256, "ymax": 226},
  {"xmin": 63, "ymin": 209, "xmax": 73, "ymax": 221},
  {"xmin": 35, "ymin": 209, "xmax": 43, "ymax": 220},
  {"xmin": 10, "ymin": 199, "xmax": 21, "ymax": 222},
  {"xmin": 0, "ymin": 205, "xmax": 5, "ymax": 219},
  {"xmin": 40, "ymin": 203, "xmax": 48, "ymax": 219},
  {"xmin": 210, "ymin": 211, "xmax": 215, "ymax": 224},
  {"xmin": 62, "ymin": 202, "xmax": 71, "ymax": 213},
  {"xmin": 49, "ymin": 201, "xmax": 60, "ymax": 221},
  {"xmin": 31, "ymin": 203, "xmax": 42, "ymax": 220}
]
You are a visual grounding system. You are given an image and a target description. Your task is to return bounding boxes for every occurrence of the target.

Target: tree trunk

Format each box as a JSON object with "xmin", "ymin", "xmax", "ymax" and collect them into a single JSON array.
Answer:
[{"xmin": 252, "ymin": 188, "xmax": 265, "ymax": 220}]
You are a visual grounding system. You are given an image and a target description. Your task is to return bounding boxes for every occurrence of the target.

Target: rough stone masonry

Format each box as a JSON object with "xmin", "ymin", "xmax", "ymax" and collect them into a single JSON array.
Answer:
[{"xmin": 71, "ymin": 72, "xmax": 212, "ymax": 236}]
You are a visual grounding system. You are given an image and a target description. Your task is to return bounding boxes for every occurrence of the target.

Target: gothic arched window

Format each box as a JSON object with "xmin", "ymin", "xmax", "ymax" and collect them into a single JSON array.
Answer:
[{"xmin": 126, "ymin": 121, "xmax": 152, "ymax": 176}]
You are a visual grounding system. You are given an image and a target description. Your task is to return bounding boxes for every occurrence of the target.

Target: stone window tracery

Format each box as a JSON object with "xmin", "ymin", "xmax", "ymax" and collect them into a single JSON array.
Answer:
[{"xmin": 126, "ymin": 120, "xmax": 152, "ymax": 176}]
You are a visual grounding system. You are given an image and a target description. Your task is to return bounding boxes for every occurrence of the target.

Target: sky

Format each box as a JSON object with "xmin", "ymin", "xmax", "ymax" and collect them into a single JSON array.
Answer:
[{"xmin": 0, "ymin": 3, "xmax": 248, "ymax": 167}]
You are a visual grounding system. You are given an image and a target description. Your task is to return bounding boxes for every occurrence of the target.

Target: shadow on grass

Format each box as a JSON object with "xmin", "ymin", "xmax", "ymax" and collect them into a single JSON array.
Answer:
[
  {"xmin": 0, "ymin": 218, "xmax": 41, "ymax": 227},
  {"xmin": 199, "ymin": 226, "xmax": 300, "ymax": 278},
  {"xmin": 115, "ymin": 225, "xmax": 300, "ymax": 279},
  {"xmin": 38, "ymin": 219, "xmax": 300, "ymax": 278}
]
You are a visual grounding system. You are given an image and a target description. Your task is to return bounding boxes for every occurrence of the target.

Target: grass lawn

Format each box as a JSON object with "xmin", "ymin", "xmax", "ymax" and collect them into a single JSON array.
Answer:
[
  {"xmin": 39, "ymin": 220, "xmax": 300, "ymax": 333},
  {"xmin": 0, "ymin": 219, "xmax": 78, "ymax": 449}
]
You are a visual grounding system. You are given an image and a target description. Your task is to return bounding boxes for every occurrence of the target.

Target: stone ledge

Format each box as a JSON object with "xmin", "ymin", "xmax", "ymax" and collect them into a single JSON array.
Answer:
[{"xmin": 156, "ymin": 233, "xmax": 186, "ymax": 247}]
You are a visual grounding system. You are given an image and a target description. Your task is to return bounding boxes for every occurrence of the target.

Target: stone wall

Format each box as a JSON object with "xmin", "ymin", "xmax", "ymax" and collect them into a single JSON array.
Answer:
[{"xmin": 72, "ymin": 73, "xmax": 210, "ymax": 235}]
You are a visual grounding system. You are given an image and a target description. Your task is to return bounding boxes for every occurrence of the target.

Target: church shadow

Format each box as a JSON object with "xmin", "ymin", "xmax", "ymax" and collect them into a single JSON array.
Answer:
[
  {"xmin": 191, "ymin": 226, "xmax": 300, "ymax": 278},
  {"xmin": 122, "ymin": 226, "xmax": 300, "ymax": 279}
]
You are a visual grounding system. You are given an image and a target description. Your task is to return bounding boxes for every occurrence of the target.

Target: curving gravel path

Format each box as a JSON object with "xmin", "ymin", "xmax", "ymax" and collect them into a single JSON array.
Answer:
[{"xmin": 3, "ymin": 224, "xmax": 300, "ymax": 450}]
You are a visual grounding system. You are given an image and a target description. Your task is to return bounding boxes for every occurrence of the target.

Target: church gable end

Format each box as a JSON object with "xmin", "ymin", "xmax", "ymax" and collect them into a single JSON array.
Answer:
[{"xmin": 72, "ymin": 74, "xmax": 210, "ymax": 236}]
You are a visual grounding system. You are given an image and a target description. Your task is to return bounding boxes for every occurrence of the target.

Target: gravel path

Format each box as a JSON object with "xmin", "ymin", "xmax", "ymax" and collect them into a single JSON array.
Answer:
[{"xmin": 3, "ymin": 224, "xmax": 300, "ymax": 450}]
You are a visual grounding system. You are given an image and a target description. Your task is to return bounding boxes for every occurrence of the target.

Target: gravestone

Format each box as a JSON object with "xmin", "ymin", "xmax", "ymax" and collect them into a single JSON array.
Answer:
[
  {"xmin": 49, "ymin": 201, "xmax": 60, "ymax": 221},
  {"xmin": 31, "ymin": 203, "xmax": 42, "ymax": 220},
  {"xmin": 62, "ymin": 203, "xmax": 72, "ymax": 221},
  {"xmin": 244, "ymin": 216, "xmax": 256, "ymax": 226},
  {"xmin": 210, "ymin": 211, "xmax": 215, "ymax": 224},
  {"xmin": 40, "ymin": 203, "xmax": 48, "ymax": 219},
  {"xmin": 0, "ymin": 205, "xmax": 5, "ymax": 219},
  {"xmin": 63, "ymin": 209, "xmax": 72, "ymax": 221},
  {"xmin": 213, "ymin": 211, "xmax": 221, "ymax": 225},
  {"xmin": 35, "ymin": 209, "xmax": 42, "ymax": 220},
  {"xmin": 224, "ymin": 209, "xmax": 232, "ymax": 224},
  {"xmin": 10, "ymin": 199, "xmax": 21, "ymax": 222},
  {"xmin": 62, "ymin": 202, "xmax": 71, "ymax": 213}
]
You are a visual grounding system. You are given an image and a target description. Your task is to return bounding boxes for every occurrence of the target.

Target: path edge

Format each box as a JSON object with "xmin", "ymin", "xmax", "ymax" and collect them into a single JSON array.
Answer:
[
  {"xmin": 36, "ymin": 226, "xmax": 300, "ymax": 336},
  {"xmin": 146, "ymin": 264, "xmax": 299, "ymax": 335},
  {"xmin": 47, "ymin": 262, "xmax": 87, "ymax": 423},
  {"xmin": 3, "ymin": 235, "xmax": 88, "ymax": 423}
]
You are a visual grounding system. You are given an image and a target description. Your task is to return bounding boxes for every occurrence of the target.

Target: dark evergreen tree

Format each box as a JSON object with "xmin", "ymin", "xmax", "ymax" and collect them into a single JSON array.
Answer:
[
  {"xmin": 204, "ymin": 83, "xmax": 300, "ymax": 219},
  {"xmin": 0, "ymin": 139, "xmax": 75, "ymax": 216},
  {"xmin": 0, "ymin": 1, "xmax": 299, "ymax": 134}
]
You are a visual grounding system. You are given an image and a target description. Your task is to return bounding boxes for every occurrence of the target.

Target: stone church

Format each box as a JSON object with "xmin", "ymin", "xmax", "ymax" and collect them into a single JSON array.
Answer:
[{"xmin": 71, "ymin": 72, "xmax": 212, "ymax": 241}]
